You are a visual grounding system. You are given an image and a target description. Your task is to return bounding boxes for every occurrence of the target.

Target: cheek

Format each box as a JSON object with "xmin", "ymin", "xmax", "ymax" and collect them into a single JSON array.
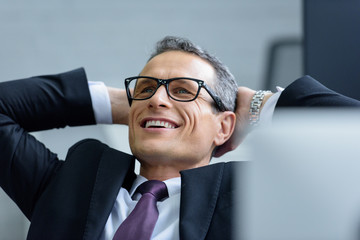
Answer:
[
  {"xmin": 128, "ymin": 108, "xmax": 140, "ymax": 142},
  {"xmin": 180, "ymin": 106, "xmax": 201, "ymax": 131},
  {"xmin": 128, "ymin": 117, "xmax": 135, "ymax": 133},
  {"xmin": 129, "ymin": 104, "xmax": 142, "ymax": 126},
  {"xmin": 183, "ymin": 106, "xmax": 216, "ymax": 136}
]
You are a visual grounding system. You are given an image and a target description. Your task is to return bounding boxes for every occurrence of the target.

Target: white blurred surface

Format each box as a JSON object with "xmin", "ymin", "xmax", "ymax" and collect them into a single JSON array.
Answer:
[{"xmin": 238, "ymin": 110, "xmax": 360, "ymax": 240}]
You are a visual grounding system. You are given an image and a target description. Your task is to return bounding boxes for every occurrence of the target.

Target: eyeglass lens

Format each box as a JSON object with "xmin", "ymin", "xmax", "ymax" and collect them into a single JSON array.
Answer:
[{"xmin": 129, "ymin": 77, "xmax": 200, "ymax": 101}]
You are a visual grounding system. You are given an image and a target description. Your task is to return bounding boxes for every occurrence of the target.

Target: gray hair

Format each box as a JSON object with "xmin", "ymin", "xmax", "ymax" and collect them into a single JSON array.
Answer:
[{"xmin": 148, "ymin": 36, "xmax": 238, "ymax": 112}]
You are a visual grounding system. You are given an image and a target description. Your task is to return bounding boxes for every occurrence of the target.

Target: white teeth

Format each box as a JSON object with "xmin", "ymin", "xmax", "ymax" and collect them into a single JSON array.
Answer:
[{"xmin": 145, "ymin": 120, "xmax": 175, "ymax": 129}]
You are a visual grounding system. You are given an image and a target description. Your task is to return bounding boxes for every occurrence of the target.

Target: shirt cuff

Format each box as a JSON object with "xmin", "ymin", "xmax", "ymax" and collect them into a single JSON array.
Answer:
[
  {"xmin": 88, "ymin": 81, "xmax": 113, "ymax": 124},
  {"xmin": 259, "ymin": 86, "xmax": 284, "ymax": 126}
]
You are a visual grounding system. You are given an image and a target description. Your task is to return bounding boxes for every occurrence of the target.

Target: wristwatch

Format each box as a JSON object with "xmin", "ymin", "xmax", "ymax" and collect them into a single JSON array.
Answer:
[{"xmin": 249, "ymin": 90, "xmax": 272, "ymax": 126}]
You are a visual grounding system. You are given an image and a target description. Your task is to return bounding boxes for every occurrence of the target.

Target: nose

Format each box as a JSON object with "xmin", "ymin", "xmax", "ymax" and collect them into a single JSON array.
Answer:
[{"xmin": 147, "ymin": 85, "xmax": 172, "ymax": 108}]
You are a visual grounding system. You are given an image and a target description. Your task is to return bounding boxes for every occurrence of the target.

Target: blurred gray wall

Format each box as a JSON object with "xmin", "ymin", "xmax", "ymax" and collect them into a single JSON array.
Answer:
[{"xmin": 0, "ymin": 0, "xmax": 302, "ymax": 239}]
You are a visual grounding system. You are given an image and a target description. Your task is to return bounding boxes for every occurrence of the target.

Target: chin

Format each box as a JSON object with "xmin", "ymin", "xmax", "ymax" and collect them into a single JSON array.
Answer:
[{"xmin": 131, "ymin": 142, "xmax": 171, "ymax": 159}]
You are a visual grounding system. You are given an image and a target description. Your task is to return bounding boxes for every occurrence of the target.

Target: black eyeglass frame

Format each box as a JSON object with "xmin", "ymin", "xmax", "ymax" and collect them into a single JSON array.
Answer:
[{"xmin": 124, "ymin": 76, "xmax": 226, "ymax": 112}]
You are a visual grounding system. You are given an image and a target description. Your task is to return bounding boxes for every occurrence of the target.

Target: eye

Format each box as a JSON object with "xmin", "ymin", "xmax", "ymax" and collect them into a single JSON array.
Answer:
[
  {"xmin": 173, "ymin": 87, "xmax": 192, "ymax": 94},
  {"xmin": 133, "ymin": 85, "xmax": 156, "ymax": 98},
  {"xmin": 141, "ymin": 86, "xmax": 156, "ymax": 93},
  {"xmin": 132, "ymin": 78, "xmax": 158, "ymax": 98}
]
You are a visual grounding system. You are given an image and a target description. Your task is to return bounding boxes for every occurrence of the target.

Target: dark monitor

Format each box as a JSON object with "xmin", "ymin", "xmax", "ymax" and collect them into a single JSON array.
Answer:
[{"xmin": 304, "ymin": 0, "xmax": 360, "ymax": 100}]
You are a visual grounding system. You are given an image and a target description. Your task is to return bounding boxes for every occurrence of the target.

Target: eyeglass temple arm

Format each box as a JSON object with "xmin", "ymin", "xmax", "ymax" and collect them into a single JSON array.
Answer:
[{"xmin": 202, "ymin": 84, "xmax": 227, "ymax": 111}]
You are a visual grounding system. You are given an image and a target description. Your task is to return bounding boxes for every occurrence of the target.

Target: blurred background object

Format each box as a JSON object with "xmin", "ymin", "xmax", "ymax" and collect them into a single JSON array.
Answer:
[
  {"xmin": 263, "ymin": 37, "xmax": 303, "ymax": 91},
  {"xmin": 237, "ymin": 110, "xmax": 360, "ymax": 240},
  {"xmin": 304, "ymin": 0, "xmax": 360, "ymax": 100}
]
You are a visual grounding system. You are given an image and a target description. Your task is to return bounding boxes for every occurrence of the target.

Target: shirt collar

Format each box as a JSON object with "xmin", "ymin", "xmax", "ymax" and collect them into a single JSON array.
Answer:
[{"xmin": 130, "ymin": 175, "xmax": 181, "ymax": 199}]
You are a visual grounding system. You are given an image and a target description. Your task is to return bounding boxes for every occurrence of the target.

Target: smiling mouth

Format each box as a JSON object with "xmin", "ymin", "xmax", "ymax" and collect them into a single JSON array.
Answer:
[{"xmin": 143, "ymin": 120, "xmax": 178, "ymax": 129}]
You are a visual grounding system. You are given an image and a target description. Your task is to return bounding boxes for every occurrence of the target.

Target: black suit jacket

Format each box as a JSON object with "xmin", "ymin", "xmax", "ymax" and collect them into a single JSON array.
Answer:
[{"xmin": 0, "ymin": 69, "xmax": 359, "ymax": 240}]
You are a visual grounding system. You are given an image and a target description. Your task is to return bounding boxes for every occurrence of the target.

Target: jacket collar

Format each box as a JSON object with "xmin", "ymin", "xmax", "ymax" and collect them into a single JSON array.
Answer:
[
  {"xmin": 179, "ymin": 162, "xmax": 225, "ymax": 240},
  {"xmin": 82, "ymin": 147, "xmax": 136, "ymax": 240}
]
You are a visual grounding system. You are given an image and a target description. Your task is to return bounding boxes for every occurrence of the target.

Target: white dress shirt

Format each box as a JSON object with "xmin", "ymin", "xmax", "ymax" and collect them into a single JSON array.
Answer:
[
  {"xmin": 88, "ymin": 81, "xmax": 112, "ymax": 124},
  {"xmin": 87, "ymin": 82, "xmax": 283, "ymax": 239},
  {"xmin": 258, "ymin": 87, "xmax": 284, "ymax": 126}
]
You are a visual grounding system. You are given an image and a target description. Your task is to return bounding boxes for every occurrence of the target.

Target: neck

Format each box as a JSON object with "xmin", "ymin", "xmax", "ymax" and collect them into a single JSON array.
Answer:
[
  {"xmin": 139, "ymin": 160, "xmax": 209, "ymax": 181},
  {"xmin": 140, "ymin": 166, "xmax": 180, "ymax": 181}
]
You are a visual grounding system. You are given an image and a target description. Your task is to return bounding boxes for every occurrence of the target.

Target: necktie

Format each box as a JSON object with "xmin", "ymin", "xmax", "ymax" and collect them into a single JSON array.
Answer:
[{"xmin": 112, "ymin": 180, "xmax": 169, "ymax": 240}]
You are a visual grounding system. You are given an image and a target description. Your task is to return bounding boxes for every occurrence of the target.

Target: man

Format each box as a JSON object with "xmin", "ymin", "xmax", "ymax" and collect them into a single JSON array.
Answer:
[{"xmin": 0, "ymin": 36, "xmax": 359, "ymax": 240}]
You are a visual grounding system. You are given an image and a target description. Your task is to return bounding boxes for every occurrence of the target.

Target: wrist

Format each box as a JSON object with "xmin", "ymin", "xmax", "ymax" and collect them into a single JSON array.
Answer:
[
  {"xmin": 249, "ymin": 90, "xmax": 272, "ymax": 126},
  {"xmin": 108, "ymin": 87, "xmax": 130, "ymax": 125},
  {"xmin": 261, "ymin": 92, "xmax": 274, "ymax": 111}
]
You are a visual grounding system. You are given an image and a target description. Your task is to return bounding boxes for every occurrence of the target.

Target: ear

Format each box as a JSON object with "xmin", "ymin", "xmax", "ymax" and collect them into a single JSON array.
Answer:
[{"xmin": 213, "ymin": 111, "xmax": 236, "ymax": 146}]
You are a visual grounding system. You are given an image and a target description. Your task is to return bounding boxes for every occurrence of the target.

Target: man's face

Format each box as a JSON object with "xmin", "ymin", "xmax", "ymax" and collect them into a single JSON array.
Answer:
[{"xmin": 128, "ymin": 51, "xmax": 228, "ymax": 171}]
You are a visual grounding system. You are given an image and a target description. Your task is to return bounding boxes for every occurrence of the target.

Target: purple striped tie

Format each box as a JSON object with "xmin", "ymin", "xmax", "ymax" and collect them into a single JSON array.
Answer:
[{"xmin": 112, "ymin": 180, "xmax": 169, "ymax": 240}]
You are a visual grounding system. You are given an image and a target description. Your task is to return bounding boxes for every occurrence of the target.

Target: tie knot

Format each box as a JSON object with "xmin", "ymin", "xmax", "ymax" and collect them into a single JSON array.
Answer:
[{"xmin": 136, "ymin": 180, "xmax": 169, "ymax": 201}]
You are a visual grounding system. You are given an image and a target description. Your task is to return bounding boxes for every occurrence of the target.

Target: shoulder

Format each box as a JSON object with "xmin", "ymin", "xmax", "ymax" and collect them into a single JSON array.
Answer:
[
  {"xmin": 66, "ymin": 138, "xmax": 134, "ymax": 166},
  {"xmin": 68, "ymin": 138, "xmax": 107, "ymax": 153},
  {"xmin": 66, "ymin": 138, "xmax": 132, "ymax": 162},
  {"xmin": 65, "ymin": 138, "xmax": 105, "ymax": 160}
]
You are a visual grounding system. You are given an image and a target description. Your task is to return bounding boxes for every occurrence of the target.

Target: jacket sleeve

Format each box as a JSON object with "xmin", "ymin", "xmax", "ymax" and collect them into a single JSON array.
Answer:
[
  {"xmin": 0, "ymin": 68, "xmax": 96, "ymax": 219},
  {"xmin": 276, "ymin": 75, "xmax": 360, "ymax": 107}
]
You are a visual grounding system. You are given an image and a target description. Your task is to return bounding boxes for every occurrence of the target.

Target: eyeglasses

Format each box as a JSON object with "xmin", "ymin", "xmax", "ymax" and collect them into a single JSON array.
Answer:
[{"xmin": 124, "ymin": 76, "xmax": 226, "ymax": 111}]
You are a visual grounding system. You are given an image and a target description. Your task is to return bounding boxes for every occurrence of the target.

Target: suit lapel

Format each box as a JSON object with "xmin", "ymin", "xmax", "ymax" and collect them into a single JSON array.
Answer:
[
  {"xmin": 82, "ymin": 147, "xmax": 136, "ymax": 240},
  {"xmin": 179, "ymin": 163, "xmax": 225, "ymax": 240}
]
